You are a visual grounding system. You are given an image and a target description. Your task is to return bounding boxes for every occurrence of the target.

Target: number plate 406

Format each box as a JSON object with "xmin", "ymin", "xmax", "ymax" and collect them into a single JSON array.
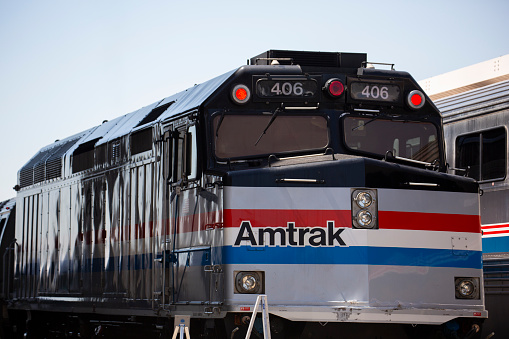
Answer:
[{"xmin": 350, "ymin": 82, "xmax": 400, "ymax": 102}]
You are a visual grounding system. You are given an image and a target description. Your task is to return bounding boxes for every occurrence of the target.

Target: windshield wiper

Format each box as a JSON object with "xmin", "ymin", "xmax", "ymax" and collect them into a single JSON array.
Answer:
[
  {"xmin": 215, "ymin": 109, "xmax": 228, "ymax": 137},
  {"xmin": 352, "ymin": 116, "xmax": 377, "ymax": 131},
  {"xmin": 384, "ymin": 150, "xmax": 438, "ymax": 169},
  {"xmin": 254, "ymin": 107, "xmax": 283, "ymax": 146},
  {"xmin": 351, "ymin": 111, "xmax": 391, "ymax": 131}
]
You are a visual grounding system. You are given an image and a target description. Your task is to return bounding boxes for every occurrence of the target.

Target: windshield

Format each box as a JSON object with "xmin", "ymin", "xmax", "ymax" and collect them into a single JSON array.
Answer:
[
  {"xmin": 343, "ymin": 116, "xmax": 440, "ymax": 163},
  {"xmin": 214, "ymin": 114, "xmax": 328, "ymax": 159}
]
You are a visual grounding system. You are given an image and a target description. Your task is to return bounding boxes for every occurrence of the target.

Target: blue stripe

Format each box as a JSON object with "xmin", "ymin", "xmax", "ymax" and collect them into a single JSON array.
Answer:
[
  {"xmin": 224, "ymin": 245, "xmax": 483, "ymax": 269},
  {"xmin": 482, "ymin": 236, "xmax": 509, "ymax": 254},
  {"xmin": 18, "ymin": 246, "xmax": 482, "ymax": 278}
]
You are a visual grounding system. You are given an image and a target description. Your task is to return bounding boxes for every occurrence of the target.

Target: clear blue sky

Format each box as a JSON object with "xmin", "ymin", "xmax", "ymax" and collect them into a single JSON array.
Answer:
[{"xmin": 1, "ymin": 0, "xmax": 508, "ymax": 199}]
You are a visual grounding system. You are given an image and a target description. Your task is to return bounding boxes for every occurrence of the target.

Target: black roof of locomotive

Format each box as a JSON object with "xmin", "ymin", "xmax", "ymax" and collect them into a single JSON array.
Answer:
[{"xmin": 17, "ymin": 49, "xmax": 376, "ymax": 189}]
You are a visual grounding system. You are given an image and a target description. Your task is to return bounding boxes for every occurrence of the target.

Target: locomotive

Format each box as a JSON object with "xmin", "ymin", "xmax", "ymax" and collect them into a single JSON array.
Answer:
[{"xmin": 0, "ymin": 50, "xmax": 486, "ymax": 338}]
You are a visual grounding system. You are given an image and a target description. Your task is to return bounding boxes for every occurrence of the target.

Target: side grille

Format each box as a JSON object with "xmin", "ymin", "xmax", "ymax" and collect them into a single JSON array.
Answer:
[
  {"xmin": 18, "ymin": 137, "xmax": 80, "ymax": 188},
  {"xmin": 484, "ymin": 258, "xmax": 509, "ymax": 295}
]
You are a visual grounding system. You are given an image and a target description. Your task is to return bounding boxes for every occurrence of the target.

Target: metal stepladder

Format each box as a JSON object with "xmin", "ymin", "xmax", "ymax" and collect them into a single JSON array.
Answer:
[
  {"xmin": 245, "ymin": 295, "xmax": 271, "ymax": 339},
  {"xmin": 170, "ymin": 295, "xmax": 271, "ymax": 339},
  {"xmin": 172, "ymin": 317, "xmax": 191, "ymax": 339}
]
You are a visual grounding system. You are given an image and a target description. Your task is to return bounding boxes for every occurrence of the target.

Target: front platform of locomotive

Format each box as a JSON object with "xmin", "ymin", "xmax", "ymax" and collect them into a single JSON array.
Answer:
[{"xmin": 204, "ymin": 51, "xmax": 486, "ymax": 338}]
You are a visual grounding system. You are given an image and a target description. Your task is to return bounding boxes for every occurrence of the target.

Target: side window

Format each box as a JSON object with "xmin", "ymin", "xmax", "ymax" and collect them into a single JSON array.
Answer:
[
  {"xmin": 173, "ymin": 130, "xmax": 185, "ymax": 183},
  {"xmin": 186, "ymin": 125, "xmax": 198, "ymax": 180},
  {"xmin": 163, "ymin": 131, "xmax": 172, "ymax": 182},
  {"xmin": 456, "ymin": 127, "xmax": 506, "ymax": 181},
  {"xmin": 170, "ymin": 124, "xmax": 198, "ymax": 183}
]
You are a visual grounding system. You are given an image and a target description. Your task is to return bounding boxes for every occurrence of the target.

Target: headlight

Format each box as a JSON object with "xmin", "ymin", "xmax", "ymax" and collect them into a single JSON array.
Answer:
[
  {"xmin": 235, "ymin": 271, "xmax": 264, "ymax": 294},
  {"xmin": 355, "ymin": 192, "xmax": 373, "ymax": 208},
  {"xmin": 455, "ymin": 277, "xmax": 480, "ymax": 299},
  {"xmin": 351, "ymin": 189, "xmax": 378, "ymax": 229},
  {"xmin": 356, "ymin": 210, "xmax": 374, "ymax": 227}
]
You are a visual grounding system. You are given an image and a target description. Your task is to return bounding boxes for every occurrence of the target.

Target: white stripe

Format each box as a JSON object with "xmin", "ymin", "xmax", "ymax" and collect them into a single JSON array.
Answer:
[
  {"xmin": 224, "ymin": 228, "xmax": 482, "ymax": 251},
  {"xmin": 224, "ymin": 186, "xmax": 351, "ymax": 210},
  {"xmin": 224, "ymin": 186, "xmax": 479, "ymax": 215},
  {"xmin": 482, "ymin": 228, "xmax": 509, "ymax": 238},
  {"xmin": 378, "ymin": 189, "xmax": 479, "ymax": 215},
  {"xmin": 482, "ymin": 222, "xmax": 509, "ymax": 228}
]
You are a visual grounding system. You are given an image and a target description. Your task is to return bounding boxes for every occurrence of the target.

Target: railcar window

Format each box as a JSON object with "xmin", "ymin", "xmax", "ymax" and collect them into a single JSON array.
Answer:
[
  {"xmin": 456, "ymin": 128, "xmax": 506, "ymax": 181},
  {"xmin": 343, "ymin": 117, "xmax": 439, "ymax": 163},
  {"xmin": 213, "ymin": 115, "xmax": 328, "ymax": 159}
]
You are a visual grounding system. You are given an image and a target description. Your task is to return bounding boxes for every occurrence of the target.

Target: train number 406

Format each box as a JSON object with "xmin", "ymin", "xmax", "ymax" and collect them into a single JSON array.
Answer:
[
  {"xmin": 361, "ymin": 84, "xmax": 390, "ymax": 100},
  {"xmin": 271, "ymin": 82, "xmax": 304, "ymax": 96}
]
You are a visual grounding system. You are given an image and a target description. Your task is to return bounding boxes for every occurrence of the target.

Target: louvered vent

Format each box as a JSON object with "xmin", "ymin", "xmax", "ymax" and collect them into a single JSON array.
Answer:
[
  {"xmin": 19, "ymin": 137, "xmax": 80, "ymax": 188},
  {"xmin": 72, "ymin": 138, "xmax": 99, "ymax": 173},
  {"xmin": 111, "ymin": 140, "xmax": 121, "ymax": 164},
  {"xmin": 131, "ymin": 128, "xmax": 152, "ymax": 155}
]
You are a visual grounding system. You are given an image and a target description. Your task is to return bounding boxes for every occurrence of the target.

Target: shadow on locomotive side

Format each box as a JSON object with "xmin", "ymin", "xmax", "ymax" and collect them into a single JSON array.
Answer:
[{"xmin": 0, "ymin": 50, "xmax": 486, "ymax": 338}]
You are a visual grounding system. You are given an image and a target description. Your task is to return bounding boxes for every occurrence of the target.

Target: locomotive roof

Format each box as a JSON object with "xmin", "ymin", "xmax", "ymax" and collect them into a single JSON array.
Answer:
[
  {"xmin": 17, "ymin": 69, "xmax": 236, "ymax": 188},
  {"xmin": 79, "ymin": 69, "xmax": 236, "ymax": 147}
]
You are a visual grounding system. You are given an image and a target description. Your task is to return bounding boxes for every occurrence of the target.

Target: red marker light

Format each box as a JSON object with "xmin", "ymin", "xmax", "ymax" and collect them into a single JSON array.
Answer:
[
  {"xmin": 411, "ymin": 93, "xmax": 422, "ymax": 106},
  {"xmin": 232, "ymin": 84, "xmax": 250, "ymax": 104},
  {"xmin": 236, "ymin": 88, "xmax": 248, "ymax": 101},
  {"xmin": 407, "ymin": 90, "xmax": 425, "ymax": 109},
  {"xmin": 325, "ymin": 78, "xmax": 344, "ymax": 97}
]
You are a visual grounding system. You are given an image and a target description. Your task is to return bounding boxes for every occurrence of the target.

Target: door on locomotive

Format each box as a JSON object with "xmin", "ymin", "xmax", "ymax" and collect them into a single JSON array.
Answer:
[{"xmin": 159, "ymin": 120, "xmax": 224, "ymax": 310}]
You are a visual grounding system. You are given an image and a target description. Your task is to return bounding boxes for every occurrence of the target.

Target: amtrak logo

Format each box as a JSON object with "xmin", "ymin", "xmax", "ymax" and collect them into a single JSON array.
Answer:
[{"xmin": 234, "ymin": 221, "xmax": 347, "ymax": 247}]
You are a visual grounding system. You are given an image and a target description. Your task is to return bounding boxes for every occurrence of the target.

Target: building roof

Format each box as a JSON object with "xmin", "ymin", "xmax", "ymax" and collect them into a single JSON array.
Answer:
[{"xmin": 419, "ymin": 55, "xmax": 509, "ymax": 101}]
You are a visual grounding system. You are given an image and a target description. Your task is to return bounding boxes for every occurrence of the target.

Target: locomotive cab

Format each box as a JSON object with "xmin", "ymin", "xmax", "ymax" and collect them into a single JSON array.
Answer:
[{"xmin": 201, "ymin": 50, "xmax": 485, "ymax": 338}]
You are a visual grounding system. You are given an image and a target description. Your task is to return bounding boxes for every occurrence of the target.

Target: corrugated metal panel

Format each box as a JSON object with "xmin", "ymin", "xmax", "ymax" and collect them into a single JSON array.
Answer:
[{"xmin": 434, "ymin": 80, "xmax": 509, "ymax": 123}]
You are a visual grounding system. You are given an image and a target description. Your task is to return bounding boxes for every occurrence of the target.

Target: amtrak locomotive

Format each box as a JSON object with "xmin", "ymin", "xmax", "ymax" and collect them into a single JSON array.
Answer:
[{"xmin": 0, "ymin": 50, "xmax": 486, "ymax": 338}]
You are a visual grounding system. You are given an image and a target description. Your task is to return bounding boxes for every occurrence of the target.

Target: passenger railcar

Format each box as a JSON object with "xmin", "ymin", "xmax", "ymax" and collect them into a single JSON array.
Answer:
[
  {"xmin": 0, "ymin": 198, "xmax": 16, "ymax": 337},
  {"xmin": 435, "ymin": 76, "xmax": 509, "ymax": 338},
  {"xmin": 1, "ymin": 50, "xmax": 486, "ymax": 338}
]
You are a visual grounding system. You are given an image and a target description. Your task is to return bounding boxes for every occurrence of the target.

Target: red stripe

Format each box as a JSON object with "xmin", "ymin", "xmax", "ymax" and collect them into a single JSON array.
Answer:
[
  {"xmin": 483, "ymin": 229, "xmax": 509, "ymax": 235},
  {"xmin": 224, "ymin": 209, "xmax": 351, "ymax": 228},
  {"xmin": 79, "ymin": 210, "xmax": 222, "ymax": 244},
  {"xmin": 482, "ymin": 223, "xmax": 509, "ymax": 230},
  {"xmin": 379, "ymin": 211, "xmax": 481, "ymax": 233},
  {"xmin": 77, "ymin": 209, "xmax": 481, "ymax": 244},
  {"xmin": 225, "ymin": 209, "xmax": 481, "ymax": 233}
]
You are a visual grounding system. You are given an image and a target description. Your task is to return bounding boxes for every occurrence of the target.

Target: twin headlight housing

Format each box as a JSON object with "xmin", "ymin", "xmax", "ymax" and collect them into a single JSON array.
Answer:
[{"xmin": 352, "ymin": 189, "xmax": 378, "ymax": 229}]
